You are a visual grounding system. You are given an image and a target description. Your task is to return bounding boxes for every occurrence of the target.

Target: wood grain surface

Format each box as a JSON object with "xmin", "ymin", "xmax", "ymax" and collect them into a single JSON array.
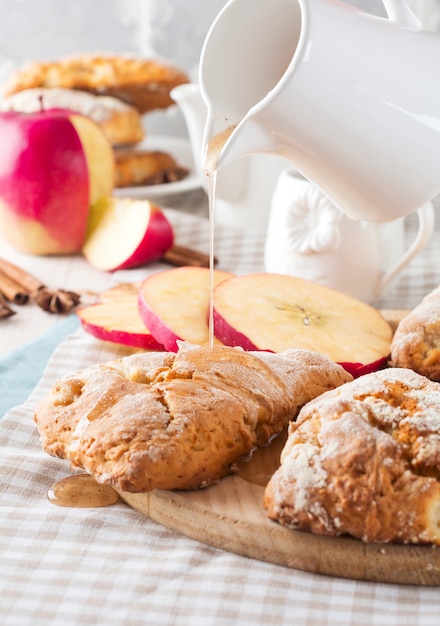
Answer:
[{"xmin": 119, "ymin": 474, "xmax": 440, "ymax": 586}]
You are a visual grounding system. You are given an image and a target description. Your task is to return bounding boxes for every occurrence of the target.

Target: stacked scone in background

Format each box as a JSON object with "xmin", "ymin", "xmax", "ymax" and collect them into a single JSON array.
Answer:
[{"xmin": 0, "ymin": 53, "xmax": 191, "ymax": 189}]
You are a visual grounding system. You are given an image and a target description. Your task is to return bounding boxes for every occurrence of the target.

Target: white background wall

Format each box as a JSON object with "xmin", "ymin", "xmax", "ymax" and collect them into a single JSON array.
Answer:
[
  {"xmin": 0, "ymin": 0, "xmax": 439, "ymax": 136},
  {"xmin": 0, "ymin": 1, "xmax": 227, "ymax": 85},
  {"xmin": 0, "ymin": 0, "xmax": 228, "ymax": 135}
]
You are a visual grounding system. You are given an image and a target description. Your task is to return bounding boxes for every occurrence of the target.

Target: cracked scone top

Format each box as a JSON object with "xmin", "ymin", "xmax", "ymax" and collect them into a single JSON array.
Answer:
[
  {"xmin": 33, "ymin": 344, "xmax": 351, "ymax": 493},
  {"xmin": 264, "ymin": 367, "xmax": 440, "ymax": 545},
  {"xmin": 3, "ymin": 54, "xmax": 190, "ymax": 114}
]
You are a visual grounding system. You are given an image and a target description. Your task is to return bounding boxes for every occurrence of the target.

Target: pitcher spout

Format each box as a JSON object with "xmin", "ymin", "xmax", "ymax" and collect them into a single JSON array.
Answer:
[
  {"xmin": 209, "ymin": 116, "xmax": 279, "ymax": 172},
  {"xmin": 172, "ymin": 82, "xmax": 252, "ymax": 205}
]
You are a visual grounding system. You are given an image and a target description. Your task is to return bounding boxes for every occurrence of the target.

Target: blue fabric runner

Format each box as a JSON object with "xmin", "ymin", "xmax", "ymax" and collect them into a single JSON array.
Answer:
[{"xmin": 0, "ymin": 315, "xmax": 80, "ymax": 418}]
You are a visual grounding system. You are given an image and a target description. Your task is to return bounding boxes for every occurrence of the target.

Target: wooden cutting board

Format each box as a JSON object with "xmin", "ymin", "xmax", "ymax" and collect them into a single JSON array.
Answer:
[
  {"xmin": 120, "ymin": 473, "xmax": 440, "ymax": 586},
  {"xmin": 119, "ymin": 309, "xmax": 440, "ymax": 586}
]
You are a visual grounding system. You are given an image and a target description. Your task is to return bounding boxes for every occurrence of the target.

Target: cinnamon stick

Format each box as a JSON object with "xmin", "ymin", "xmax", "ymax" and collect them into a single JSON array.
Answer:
[
  {"xmin": 0, "ymin": 257, "xmax": 42, "ymax": 293},
  {"xmin": 162, "ymin": 245, "xmax": 217, "ymax": 268},
  {"xmin": 0, "ymin": 269, "xmax": 29, "ymax": 304},
  {"xmin": 0, "ymin": 257, "xmax": 81, "ymax": 314},
  {"xmin": 0, "ymin": 290, "xmax": 15, "ymax": 319}
]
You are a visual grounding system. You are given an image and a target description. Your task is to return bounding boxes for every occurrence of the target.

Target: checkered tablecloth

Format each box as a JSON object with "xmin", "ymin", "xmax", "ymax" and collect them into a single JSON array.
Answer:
[
  {"xmin": 374, "ymin": 210, "xmax": 440, "ymax": 311},
  {"xmin": 1, "ymin": 204, "xmax": 440, "ymax": 626}
]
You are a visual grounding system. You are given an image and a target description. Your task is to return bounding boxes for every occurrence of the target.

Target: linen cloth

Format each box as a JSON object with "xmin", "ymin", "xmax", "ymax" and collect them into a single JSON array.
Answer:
[
  {"xmin": 0, "ymin": 315, "xmax": 79, "ymax": 417},
  {"xmin": 2, "ymin": 327, "xmax": 440, "ymax": 626},
  {"xmin": 1, "ymin": 208, "xmax": 440, "ymax": 625}
]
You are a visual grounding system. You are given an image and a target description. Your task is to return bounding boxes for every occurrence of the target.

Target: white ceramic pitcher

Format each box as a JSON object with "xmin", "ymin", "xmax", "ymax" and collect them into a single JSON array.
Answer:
[
  {"xmin": 265, "ymin": 169, "xmax": 435, "ymax": 303},
  {"xmin": 171, "ymin": 83, "xmax": 287, "ymax": 231},
  {"xmin": 199, "ymin": 0, "xmax": 440, "ymax": 222}
]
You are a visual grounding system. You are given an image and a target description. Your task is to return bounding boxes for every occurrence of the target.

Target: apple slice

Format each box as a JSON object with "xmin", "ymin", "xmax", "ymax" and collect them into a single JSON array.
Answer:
[
  {"xmin": 213, "ymin": 273, "xmax": 393, "ymax": 376},
  {"xmin": 138, "ymin": 266, "xmax": 234, "ymax": 351},
  {"xmin": 77, "ymin": 283, "xmax": 164, "ymax": 349},
  {"xmin": 82, "ymin": 197, "xmax": 174, "ymax": 271}
]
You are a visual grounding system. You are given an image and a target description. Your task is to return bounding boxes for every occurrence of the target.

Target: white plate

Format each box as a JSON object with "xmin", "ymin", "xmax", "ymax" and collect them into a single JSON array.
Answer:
[{"xmin": 112, "ymin": 135, "xmax": 204, "ymax": 199}]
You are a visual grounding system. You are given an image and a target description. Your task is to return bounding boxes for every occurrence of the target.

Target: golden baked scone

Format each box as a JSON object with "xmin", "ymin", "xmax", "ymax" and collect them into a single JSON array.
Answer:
[
  {"xmin": 390, "ymin": 286, "xmax": 440, "ymax": 381},
  {"xmin": 114, "ymin": 148, "xmax": 189, "ymax": 187},
  {"xmin": 264, "ymin": 367, "xmax": 440, "ymax": 545},
  {"xmin": 3, "ymin": 53, "xmax": 189, "ymax": 114},
  {"xmin": 0, "ymin": 87, "xmax": 145, "ymax": 146},
  {"xmin": 33, "ymin": 344, "xmax": 351, "ymax": 493}
]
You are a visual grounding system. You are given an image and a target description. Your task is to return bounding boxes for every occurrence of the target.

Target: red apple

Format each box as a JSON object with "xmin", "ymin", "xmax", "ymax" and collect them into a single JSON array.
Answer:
[
  {"xmin": 82, "ymin": 197, "xmax": 174, "ymax": 271},
  {"xmin": 0, "ymin": 109, "xmax": 114, "ymax": 255},
  {"xmin": 138, "ymin": 266, "xmax": 234, "ymax": 351},
  {"xmin": 212, "ymin": 273, "xmax": 393, "ymax": 376},
  {"xmin": 77, "ymin": 283, "xmax": 164, "ymax": 350}
]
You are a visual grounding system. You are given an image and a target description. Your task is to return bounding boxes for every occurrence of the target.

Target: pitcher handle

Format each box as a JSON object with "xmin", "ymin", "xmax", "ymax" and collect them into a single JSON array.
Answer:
[
  {"xmin": 381, "ymin": 0, "xmax": 423, "ymax": 28},
  {"xmin": 379, "ymin": 203, "xmax": 435, "ymax": 296}
]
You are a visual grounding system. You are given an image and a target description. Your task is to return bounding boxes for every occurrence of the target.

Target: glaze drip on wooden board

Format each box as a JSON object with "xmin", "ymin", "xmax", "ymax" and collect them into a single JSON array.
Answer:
[{"xmin": 234, "ymin": 429, "xmax": 288, "ymax": 487}]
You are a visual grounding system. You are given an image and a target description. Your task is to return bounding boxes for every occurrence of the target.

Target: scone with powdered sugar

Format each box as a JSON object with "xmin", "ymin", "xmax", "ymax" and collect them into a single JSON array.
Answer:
[
  {"xmin": 34, "ymin": 344, "xmax": 351, "ymax": 493},
  {"xmin": 265, "ymin": 367, "xmax": 440, "ymax": 545}
]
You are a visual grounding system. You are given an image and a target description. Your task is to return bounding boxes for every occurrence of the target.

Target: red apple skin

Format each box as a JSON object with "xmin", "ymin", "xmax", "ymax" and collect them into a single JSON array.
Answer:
[
  {"xmin": 113, "ymin": 206, "xmax": 174, "ymax": 271},
  {"xmin": 137, "ymin": 267, "xmax": 233, "ymax": 351},
  {"xmin": 82, "ymin": 199, "xmax": 174, "ymax": 272},
  {"xmin": 138, "ymin": 290, "xmax": 181, "ymax": 351},
  {"xmin": 78, "ymin": 310, "xmax": 164, "ymax": 350},
  {"xmin": 337, "ymin": 357, "xmax": 389, "ymax": 378},
  {"xmin": 0, "ymin": 110, "xmax": 90, "ymax": 254},
  {"xmin": 213, "ymin": 308, "xmax": 259, "ymax": 351},
  {"xmin": 213, "ymin": 308, "xmax": 389, "ymax": 379}
]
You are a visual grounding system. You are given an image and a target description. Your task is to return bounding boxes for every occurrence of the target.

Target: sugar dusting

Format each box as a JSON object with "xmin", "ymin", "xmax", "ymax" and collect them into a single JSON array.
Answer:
[
  {"xmin": 36, "ymin": 344, "xmax": 350, "ymax": 493},
  {"xmin": 266, "ymin": 367, "xmax": 440, "ymax": 543}
]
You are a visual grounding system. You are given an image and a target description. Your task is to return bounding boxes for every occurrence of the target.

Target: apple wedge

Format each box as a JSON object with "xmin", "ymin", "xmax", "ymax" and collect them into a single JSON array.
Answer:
[
  {"xmin": 0, "ymin": 109, "xmax": 114, "ymax": 255},
  {"xmin": 82, "ymin": 197, "xmax": 174, "ymax": 271},
  {"xmin": 138, "ymin": 266, "xmax": 233, "ymax": 351},
  {"xmin": 213, "ymin": 273, "xmax": 393, "ymax": 376},
  {"xmin": 77, "ymin": 283, "xmax": 164, "ymax": 349}
]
